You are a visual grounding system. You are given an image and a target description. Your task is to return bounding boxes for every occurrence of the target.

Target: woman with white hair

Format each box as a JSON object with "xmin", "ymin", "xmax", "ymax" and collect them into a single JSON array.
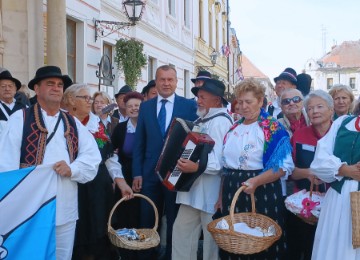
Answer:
[
  {"xmin": 310, "ymin": 86, "xmax": 360, "ymax": 259},
  {"xmin": 287, "ymin": 90, "xmax": 334, "ymax": 259},
  {"xmin": 63, "ymin": 84, "xmax": 133, "ymax": 260}
]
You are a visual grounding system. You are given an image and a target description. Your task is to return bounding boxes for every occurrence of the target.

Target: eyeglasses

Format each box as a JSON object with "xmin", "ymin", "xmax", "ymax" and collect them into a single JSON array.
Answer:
[
  {"xmin": 281, "ymin": 96, "xmax": 302, "ymax": 105},
  {"xmin": 76, "ymin": 95, "xmax": 94, "ymax": 103}
]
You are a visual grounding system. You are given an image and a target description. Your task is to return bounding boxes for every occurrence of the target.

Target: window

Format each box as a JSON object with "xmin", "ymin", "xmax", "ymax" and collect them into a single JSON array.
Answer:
[
  {"xmin": 216, "ymin": 18, "xmax": 219, "ymax": 51},
  {"xmin": 209, "ymin": 11, "xmax": 213, "ymax": 46},
  {"xmin": 103, "ymin": 43, "xmax": 113, "ymax": 86},
  {"xmin": 168, "ymin": 0, "xmax": 175, "ymax": 17},
  {"xmin": 350, "ymin": 77, "xmax": 356, "ymax": 89},
  {"xmin": 148, "ymin": 56, "xmax": 156, "ymax": 80},
  {"xmin": 327, "ymin": 78, "xmax": 333, "ymax": 89},
  {"xmin": 66, "ymin": 19, "xmax": 76, "ymax": 82},
  {"xmin": 199, "ymin": 1, "xmax": 203, "ymax": 39},
  {"xmin": 184, "ymin": 0, "xmax": 190, "ymax": 28},
  {"xmin": 184, "ymin": 69, "xmax": 190, "ymax": 97}
]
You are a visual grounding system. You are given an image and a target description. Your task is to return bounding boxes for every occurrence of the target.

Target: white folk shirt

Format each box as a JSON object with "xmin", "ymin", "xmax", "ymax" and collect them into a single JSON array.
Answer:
[
  {"xmin": 176, "ymin": 108, "xmax": 233, "ymax": 214},
  {"xmin": 0, "ymin": 109, "xmax": 102, "ymax": 226},
  {"xmin": 310, "ymin": 115, "xmax": 360, "ymax": 260},
  {"xmin": 222, "ymin": 121, "xmax": 294, "ymax": 193}
]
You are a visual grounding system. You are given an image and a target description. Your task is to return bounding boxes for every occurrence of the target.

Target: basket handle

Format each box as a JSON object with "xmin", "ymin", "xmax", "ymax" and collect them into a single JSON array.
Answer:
[
  {"xmin": 229, "ymin": 185, "xmax": 256, "ymax": 232},
  {"xmin": 309, "ymin": 176, "xmax": 320, "ymax": 199},
  {"xmin": 107, "ymin": 193, "xmax": 159, "ymax": 232}
]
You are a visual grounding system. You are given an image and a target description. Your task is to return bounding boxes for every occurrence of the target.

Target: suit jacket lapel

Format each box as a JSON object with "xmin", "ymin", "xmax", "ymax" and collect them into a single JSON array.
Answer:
[{"xmin": 150, "ymin": 98, "xmax": 163, "ymax": 135}]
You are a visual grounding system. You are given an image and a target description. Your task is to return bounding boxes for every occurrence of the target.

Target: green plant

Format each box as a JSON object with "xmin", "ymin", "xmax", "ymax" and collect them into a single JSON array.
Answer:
[{"xmin": 115, "ymin": 38, "xmax": 147, "ymax": 88}]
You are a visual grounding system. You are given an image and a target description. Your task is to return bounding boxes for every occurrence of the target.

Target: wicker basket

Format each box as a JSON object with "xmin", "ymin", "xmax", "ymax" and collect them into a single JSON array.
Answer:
[
  {"xmin": 295, "ymin": 178, "xmax": 323, "ymax": 225},
  {"xmin": 107, "ymin": 194, "xmax": 160, "ymax": 250},
  {"xmin": 350, "ymin": 191, "xmax": 360, "ymax": 249},
  {"xmin": 207, "ymin": 186, "xmax": 282, "ymax": 255}
]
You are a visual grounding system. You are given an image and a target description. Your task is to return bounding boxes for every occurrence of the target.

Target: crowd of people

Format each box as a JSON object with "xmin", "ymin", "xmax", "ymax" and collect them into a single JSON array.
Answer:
[{"xmin": 0, "ymin": 63, "xmax": 359, "ymax": 260}]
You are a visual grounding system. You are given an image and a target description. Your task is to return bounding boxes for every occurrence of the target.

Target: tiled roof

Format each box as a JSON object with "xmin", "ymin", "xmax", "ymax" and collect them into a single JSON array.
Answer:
[
  {"xmin": 241, "ymin": 54, "xmax": 268, "ymax": 79},
  {"xmin": 320, "ymin": 40, "xmax": 360, "ymax": 68}
]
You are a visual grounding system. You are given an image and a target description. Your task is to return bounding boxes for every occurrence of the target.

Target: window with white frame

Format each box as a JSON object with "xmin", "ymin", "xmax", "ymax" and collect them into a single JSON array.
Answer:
[
  {"xmin": 66, "ymin": 19, "xmax": 76, "ymax": 82},
  {"xmin": 199, "ymin": 1, "xmax": 204, "ymax": 39},
  {"xmin": 184, "ymin": 0, "xmax": 190, "ymax": 28},
  {"xmin": 184, "ymin": 69, "xmax": 190, "ymax": 97},
  {"xmin": 327, "ymin": 78, "xmax": 333, "ymax": 89},
  {"xmin": 148, "ymin": 56, "xmax": 157, "ymax": 80},
  {"xmin": 169, "ymin": 0, "xmax": 176, "ymax": 17},
  {"xmin": 350, "ymin": 77, "xmax": 356, "ymax": 89}
]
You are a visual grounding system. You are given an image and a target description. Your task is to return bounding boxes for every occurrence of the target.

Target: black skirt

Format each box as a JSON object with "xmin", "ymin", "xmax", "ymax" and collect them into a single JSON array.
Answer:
[
  {"xmin": 73, "ymin": 164, "xmax": 115, "ymax": 258},
  {"xmin": 220, "ymin": 169, "xmax": 287, "ymax": 260}
]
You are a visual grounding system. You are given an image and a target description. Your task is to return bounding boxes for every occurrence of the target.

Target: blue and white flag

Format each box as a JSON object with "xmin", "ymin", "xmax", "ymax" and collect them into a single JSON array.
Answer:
[{"xmin": 0, "ymin": 164, "xmax": 57, "ymax": 260}]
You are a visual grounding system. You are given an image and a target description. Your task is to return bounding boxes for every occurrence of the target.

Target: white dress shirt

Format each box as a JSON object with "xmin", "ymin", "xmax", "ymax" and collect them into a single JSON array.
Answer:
[{"xmin": 156, "ymin": 93, "xmax": 175, "ymax": 130}]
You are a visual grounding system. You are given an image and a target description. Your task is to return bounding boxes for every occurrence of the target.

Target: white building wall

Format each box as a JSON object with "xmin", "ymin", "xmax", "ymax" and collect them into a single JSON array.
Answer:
[
  {"xmin": 305, "ymin": 58, "xmax": 360, "ymax": 98},
  {"xmin": 65, "ymin": 0, "xmax": 196, "ymax": 98}
]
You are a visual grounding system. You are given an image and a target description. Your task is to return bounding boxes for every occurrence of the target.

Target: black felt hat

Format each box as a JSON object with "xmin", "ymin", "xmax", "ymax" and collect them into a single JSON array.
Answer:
[
  {"xmin": 28, "ymin": 66, "xmax": 73, "ymax": 90},
  {"xmin": 297, "ymin": 73, "xmax": 312, "ymax": 96},
  {"xmin": 191, "ymin": 70, "xmax": 211, "ymax": 83},
  {"xmin": 141, "ymin": 80, "xmax": 156, "ymax": 95},
  {"xmin": 274, "ymin": 67, "xmax": 297, "ymax": 85},
  {"xmin": 115, "ymin": 85, "xmax": 132, "ymax": 98},
  {"xmin": 191, "ymin": 78, "xmax": 228, "ymax": 105},
  {"xmin": 0, "ymin": 70, "xmax": 21, "ymax": 90}
]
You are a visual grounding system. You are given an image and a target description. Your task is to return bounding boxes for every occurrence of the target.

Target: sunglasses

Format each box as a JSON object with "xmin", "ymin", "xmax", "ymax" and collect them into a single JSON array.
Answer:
[{"xmin": 281, "ymin": 96, "xmax": 302, "ymax": 105}]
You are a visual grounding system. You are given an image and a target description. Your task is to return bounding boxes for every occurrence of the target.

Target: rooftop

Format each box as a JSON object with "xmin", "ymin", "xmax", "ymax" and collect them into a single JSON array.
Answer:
[{"xmin": 320, "ymin": 40, "xmax": 360, "ymax": 68}]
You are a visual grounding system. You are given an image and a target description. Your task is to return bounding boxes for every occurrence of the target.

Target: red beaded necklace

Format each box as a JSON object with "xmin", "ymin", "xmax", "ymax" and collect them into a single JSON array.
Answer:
[{"xmin": 355, "ymin": 116, "xmax": 360, "ymax": 132}]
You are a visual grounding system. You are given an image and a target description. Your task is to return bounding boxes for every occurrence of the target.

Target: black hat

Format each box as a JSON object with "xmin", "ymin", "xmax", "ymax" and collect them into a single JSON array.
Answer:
[
  {"xmin": 191, "ymin": 70, "xmax": 211, "ymax": 83},
  {"xmin": 191, "ymin": 78, "xmax": 228, "ymax": 105},
  {"xmin": 0, "ymin": 70, "xmax": 21, "ymax": 90},
  {"xmin": 297, "ymin": 73, "xmax": 312, "ymax": 96},
  {"xmin": 274, "ymin": 67, "xmax": 297, "ymax": 85},
  {"xmin": 115, "ymin": 85, "xmax": 132, "ymax": 98},
  {"xmin": 28, "ymin": 66, "xmax": 73, "ymax": 90},
  {"xmin": 141, "ymin": 80, "xmax": 156, "ymax": 95}
]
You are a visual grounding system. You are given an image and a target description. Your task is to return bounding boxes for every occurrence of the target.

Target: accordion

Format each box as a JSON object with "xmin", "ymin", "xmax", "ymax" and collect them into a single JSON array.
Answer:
[{"xmin": 156, "ymin": 118, "xmax": 215, "ymax": 192}]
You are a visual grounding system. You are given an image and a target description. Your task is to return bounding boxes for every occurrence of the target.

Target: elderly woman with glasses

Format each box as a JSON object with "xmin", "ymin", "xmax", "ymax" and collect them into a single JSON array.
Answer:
[
  {"xmin": 62, "ymin": 84, "xmax": 133, "ymax": 260},
  {"xmin": 329, "ymin": 84, "xmax": 354, "ymax": 120},
  {"xmin": 92, "ymin": 91, "xmax": 119, "ymax": 133},
  {"xmin": 220, "ymin": 79, "xmax": 294, "ymax": 260},
  {"xmin": 278, "ymin": 88, "xmax": 310, "ymax": 138},
  {"xmin": 286, "ymin": 90, "xmax": 334, "ymax": 259}
]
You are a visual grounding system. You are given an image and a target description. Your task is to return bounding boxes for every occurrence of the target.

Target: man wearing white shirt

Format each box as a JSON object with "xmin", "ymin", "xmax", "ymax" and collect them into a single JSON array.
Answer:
[
  {"xmin": 172, "ymin": 79, "xmax": 233, "ymax": 260},
  {"xmin": 0, "ymin": 70, "xmax": 26, "ymax": 135},
  {"xmin": 0, "ymin": 66, "xmax": 101, "ymax": 260}
]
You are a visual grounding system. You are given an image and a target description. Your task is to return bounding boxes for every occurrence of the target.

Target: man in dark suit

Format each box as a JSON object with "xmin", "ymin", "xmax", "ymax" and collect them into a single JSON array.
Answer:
[{"xmin": 132, "ymin": 65, "xmax": 197, "ymax": 260}]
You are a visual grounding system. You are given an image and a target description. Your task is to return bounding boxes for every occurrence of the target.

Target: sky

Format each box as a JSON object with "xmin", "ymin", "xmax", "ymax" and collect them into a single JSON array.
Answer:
[{"xmin": 229, "ymin": 0, "xmax": 360, "ymax": 81}]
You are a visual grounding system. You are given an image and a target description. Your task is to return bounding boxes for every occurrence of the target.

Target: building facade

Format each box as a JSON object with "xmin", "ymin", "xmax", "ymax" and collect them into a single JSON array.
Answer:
[
  {"xmin": 0, "ymin": 0, "xmax": 240, "ymax": 99},
  {"xmin": 305, "ymin": 40, "xmax": 360, "ymax": 98}
]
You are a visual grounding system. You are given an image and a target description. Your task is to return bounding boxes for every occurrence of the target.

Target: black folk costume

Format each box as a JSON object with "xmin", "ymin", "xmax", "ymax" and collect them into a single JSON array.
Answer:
[
  {"xmin": 73, "ymin": 113, "xmax": 120, "ymax": 260},
  {"xmin": 220, "ymin": 109, "xmax": 293, "ymax": 260}
]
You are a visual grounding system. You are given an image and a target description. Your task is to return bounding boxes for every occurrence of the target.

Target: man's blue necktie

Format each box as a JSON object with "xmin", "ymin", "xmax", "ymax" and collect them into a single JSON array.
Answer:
[{"xmin": 158, "ymin": 99, "xmax": 168, "ymax": 137}]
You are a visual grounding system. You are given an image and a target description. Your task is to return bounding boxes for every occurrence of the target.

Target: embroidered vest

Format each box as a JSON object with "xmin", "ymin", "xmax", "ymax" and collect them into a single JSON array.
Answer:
[
  {"xmin": 331, "ymin": 116, "xmax": 360, "ymax": 193},
  {"xmin": 20, "ymin": 103, "xmax": 79, "ymax": 168},
  {"xmin": 0, "ymin": 101, "xmax": 26, "ymax": 121}
]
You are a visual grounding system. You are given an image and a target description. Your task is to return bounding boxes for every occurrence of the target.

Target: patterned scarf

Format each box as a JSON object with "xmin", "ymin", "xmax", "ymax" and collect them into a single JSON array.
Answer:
[{"xmin": 226, "ymin": 108, "xmax": 292, "ymax": 173}]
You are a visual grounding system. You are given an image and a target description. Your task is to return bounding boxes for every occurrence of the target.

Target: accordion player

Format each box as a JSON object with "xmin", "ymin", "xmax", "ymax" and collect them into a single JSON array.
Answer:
[{"xmin": 155, "ymin": 118, "xmax": 215, "ymax": 192}]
